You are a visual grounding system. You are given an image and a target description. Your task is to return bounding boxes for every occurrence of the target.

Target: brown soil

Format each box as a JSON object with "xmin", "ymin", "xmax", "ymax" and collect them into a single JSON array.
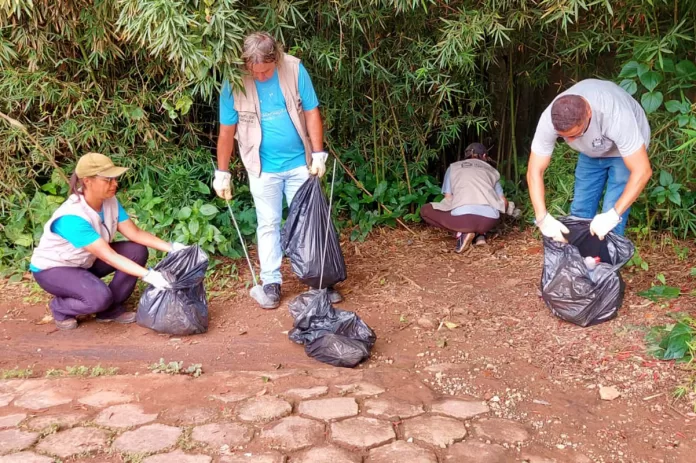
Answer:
[{"xmin": 1, "ymin": 226, "xmax": 695, "ymax": 462}]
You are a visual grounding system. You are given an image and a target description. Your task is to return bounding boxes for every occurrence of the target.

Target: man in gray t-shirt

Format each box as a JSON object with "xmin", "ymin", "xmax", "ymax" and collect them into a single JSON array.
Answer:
[{"xmin": 526, "ymin": 79, "xmax": 653, "ymax": 241}]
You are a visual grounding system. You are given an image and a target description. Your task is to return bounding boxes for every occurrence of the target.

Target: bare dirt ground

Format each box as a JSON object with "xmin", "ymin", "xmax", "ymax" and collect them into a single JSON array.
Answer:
[{"xmin": 1, "ymin": 226, "xmax": 695, "ymax": 462}]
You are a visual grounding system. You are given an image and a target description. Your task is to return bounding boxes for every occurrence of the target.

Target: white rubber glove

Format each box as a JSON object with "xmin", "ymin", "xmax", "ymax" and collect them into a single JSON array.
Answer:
[
  {"xmin": 590, "ymin": 208, "xmax": 621, "ymax": 240},
  {"xmin": 310, "ymin": 151, "xmax": 328, "ymax": 178},
  {"xmin": 536, "ymin": 213, "xmax": 570, "ymax": 243},
  {"xmin": 213, "ymin": 170, "xmax": 232, "ymax": 200},
  {"xmin": 169, "ymin": 242, "xmax": 188, "ymax": 253},
  {"xmin": 142, "ymin": 269, "xmax": 172, "ymax": 290}
]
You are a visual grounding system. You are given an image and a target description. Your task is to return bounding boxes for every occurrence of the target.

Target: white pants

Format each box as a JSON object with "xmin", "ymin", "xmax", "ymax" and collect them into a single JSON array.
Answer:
[{"xmin": 248, "ymin": 165, "xmax": 309, "ymax": 285}]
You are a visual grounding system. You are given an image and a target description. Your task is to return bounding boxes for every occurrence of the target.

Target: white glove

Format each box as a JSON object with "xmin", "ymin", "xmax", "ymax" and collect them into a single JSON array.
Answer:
[
  {"xmin": 310, "ymin": 151, "xmax": 328, "ymax": 178},
  {"xmin": 536, "ymin": 213, "xmax": 570, "ymax": 243},
  {"xmin": 142, "ymin": 269, "xmax": 172, "ymax": 290},
  {"xmin": 506, "ymin": 201, "xmax": 521, "ymax": 218},
  {"xmin": 169, "ymin": 242, "xmax": 188, "ymax": 253},
  {"xmin": 590, "ymin": 208, "xmax": 621, "ymax": 240},
  {"xmin": 213, "ymin": 170, "xmax": 232, "ymax": 200}
]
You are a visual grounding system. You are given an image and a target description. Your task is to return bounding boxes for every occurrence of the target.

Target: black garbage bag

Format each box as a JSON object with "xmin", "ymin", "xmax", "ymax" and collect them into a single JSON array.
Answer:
[
  {"xmin": 288, "ymin": 290, "xmax": 376, "ymax": 368},
  {"xmin": 541, "ymin": 216, "xmax": 635, "ymax": 327},
  {"xmin": 281, "ymin": 176, "xmax": 347, "ymax": 289},
  {"xmin": 137, "ymin": 245, "xmax": 209, "ymax": 335}
]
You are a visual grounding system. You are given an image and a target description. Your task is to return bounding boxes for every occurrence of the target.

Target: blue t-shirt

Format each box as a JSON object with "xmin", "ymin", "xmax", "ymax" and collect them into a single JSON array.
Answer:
[
  {"xmin": 30, "ymin": 201, "xmax": 129, "ymax": 272},
  {"xmin": 442, "ymin": 167, "xmax": 505, "ymax": 219},
  {"xmin": 219, "ymin": 63, "xmax": 319, "ymax": 173}
]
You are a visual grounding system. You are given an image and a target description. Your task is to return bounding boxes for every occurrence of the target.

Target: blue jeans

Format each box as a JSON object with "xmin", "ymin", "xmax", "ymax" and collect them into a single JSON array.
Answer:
[
  {"xmin": 249, "ymin": 165, "xmax": 309, "ymax": 285},
  {"xmin": 570, "ymin": 153, "xmax": 630, "ymax": 235}
]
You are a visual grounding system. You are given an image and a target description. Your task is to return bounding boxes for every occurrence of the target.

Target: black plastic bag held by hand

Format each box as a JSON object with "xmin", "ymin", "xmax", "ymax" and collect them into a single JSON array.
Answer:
[
  {"xmin": 540, "ymin": 216, "xmax": 634, "ymax": 327},
  {"xmin": 137, "ymin": 245, "xmax": 209, "ymax": 335},
  {"xmin": 288, "ymin": 290, "xmax": 376, "ymax": 368},
  {"xmin": 281, "ymin": 176, "xmax": 347, "ymax": 289}
]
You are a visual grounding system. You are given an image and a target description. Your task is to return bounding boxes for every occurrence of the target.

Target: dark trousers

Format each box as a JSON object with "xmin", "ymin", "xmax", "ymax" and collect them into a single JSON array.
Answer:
[
  {"xmin": 33, "ymin": 242, "xmax": 148, "ymax": 321},
  {"xmin": 420, "ymin": 203, "xmax": 500, "ymax": 234}
]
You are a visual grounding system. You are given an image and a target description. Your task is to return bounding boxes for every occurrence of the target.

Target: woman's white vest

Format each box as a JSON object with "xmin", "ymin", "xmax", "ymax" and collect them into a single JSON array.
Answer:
[
  {"xmin": 432, "ymin": 159, "xmax": 506, "ymax": 213},
  {"xmin": 30, "ymin": 194, "xmax": 119, "ymax": 271},
  {"xmin": 233, "ymin": 53, "xmax": 313, "ymax": 178}
]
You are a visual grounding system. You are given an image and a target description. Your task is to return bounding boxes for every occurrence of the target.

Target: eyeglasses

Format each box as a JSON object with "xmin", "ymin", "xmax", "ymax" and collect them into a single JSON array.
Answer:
[{"xmin": 95, "ymin": 175, "xmax": 118, "ymax": 184}]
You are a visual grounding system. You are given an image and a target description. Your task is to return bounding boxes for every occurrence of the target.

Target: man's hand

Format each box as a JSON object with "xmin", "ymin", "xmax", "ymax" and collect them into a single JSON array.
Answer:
[
  {"xmin": 536, "ymin": 213, "xmax": 570, "ymax": 243},
  {"xmin": 142, "ymin": 269, "xmax": 172, "ymax": 290},
  {"xmin": 213, "ymin": 170, "xmax": 232, "ymax": 200},
  {"xmin": 310, "ymin": 151, "xmax": 328, "ymax": 178},
  {"xmin": 590, "ymin": 208, "xmax": 621, "ymax": 240}
]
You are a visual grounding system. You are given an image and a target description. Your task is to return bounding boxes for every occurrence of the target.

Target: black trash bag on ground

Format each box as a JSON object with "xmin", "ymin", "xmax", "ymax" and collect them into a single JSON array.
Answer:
[
  {"xmin": 541, "ymin": 216, "xmax": 634, "ymax": 327},
  {"xmin": 137, "ymin": 245, "xmax": 209, "ymax": 335},
  {"xmin": 281, "ymin": 176, "xmax": 347, "ymax": 289},
  {"xmin": 288, "ymin": 290, "xmax": 376, "ymax": 368}
]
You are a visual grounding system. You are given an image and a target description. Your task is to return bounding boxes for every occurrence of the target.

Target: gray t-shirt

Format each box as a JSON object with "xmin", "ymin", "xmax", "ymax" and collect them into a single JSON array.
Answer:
[
  {"xmin": 442, "ymin": 167, "xmax": 504, "ymax": 218},
  {"xmin": 531, "ymin": 79, "xmax": 651, "ymax": 158}
]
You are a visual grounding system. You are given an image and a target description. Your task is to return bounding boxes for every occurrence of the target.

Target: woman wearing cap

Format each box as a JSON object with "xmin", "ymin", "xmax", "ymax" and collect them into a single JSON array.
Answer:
[
  {"xmin": 30, "ymin": 153, "xmax": 186, "ymax": 330},
  {"xmin": 420, "ymin": 143, "xmax": 508, "ymax": 253}
]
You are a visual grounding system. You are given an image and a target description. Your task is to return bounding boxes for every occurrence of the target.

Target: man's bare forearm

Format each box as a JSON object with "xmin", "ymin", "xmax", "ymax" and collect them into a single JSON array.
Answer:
[
  {"xmin": 217, "ymin": 124, "xmax": 237, "ymax": 171},
  {"xmin": 304, "ymin": 108, "xmax": 324, "ymax": 152}
]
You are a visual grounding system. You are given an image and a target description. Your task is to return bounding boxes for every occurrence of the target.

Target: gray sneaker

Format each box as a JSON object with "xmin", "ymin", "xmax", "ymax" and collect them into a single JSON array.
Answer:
[
  {"xmin": 55, "ymin": 318, "xmax": 78, "ymax": 330},
  {"xmin": 256, "ymin": 283, "xmax": 281, "ymax": 310}
]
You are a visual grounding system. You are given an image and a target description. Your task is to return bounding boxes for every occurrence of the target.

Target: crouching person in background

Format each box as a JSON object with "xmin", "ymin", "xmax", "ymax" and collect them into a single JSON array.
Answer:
[
  {"xmin": 30, "ymin": 152, "xmax": 185, "ymax": 330},
  {"xmin": 421, "ymin": 143, "xmax": 508, "ymax": 253}
]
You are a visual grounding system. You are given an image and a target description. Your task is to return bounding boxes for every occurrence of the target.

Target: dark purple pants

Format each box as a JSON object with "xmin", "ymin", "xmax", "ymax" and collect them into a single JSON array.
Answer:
[
  {"xmin": 420, "ymin": 203, "xmax": 500, "ymax": 234},
  {"xmin": 33, "ymin": 241, "xmax": 148, "ymax": 321}
]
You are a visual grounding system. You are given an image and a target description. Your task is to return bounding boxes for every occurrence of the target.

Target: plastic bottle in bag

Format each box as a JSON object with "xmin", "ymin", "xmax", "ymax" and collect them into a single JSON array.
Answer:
[{"xmin": 584, "ymin": 256, "xmax": 600, "ymax": 282}]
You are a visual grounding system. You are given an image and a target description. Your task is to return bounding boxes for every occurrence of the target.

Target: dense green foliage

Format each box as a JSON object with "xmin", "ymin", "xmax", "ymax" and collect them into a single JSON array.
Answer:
[{"xmin": 1, "ymin": 0, "xmax": 695, "ymax": 276}]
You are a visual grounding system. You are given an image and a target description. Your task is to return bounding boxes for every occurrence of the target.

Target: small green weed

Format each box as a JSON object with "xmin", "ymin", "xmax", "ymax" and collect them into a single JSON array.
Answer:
[
  {"xmin": 148, "ymin": 358, "xmax": 203, "ymax": 377},
  {"xmin": 0, "ymin": 367, "xmax": 34, "ymax": 379},
  {"xmin": 44, "ymin": 364, "xmax": 120, "ymax": 378}
]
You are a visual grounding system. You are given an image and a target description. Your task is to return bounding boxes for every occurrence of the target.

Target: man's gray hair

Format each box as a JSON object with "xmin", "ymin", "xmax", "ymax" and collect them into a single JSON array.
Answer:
[{"xmin": 242, "ymin": 32, "xmax": 283, "ymax": 67}]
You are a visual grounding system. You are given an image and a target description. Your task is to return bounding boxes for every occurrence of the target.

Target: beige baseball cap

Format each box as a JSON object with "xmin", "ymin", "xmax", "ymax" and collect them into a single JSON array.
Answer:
[{"xmin": 75, "ymin": 152, "xmax": 129, "ymax": 179}]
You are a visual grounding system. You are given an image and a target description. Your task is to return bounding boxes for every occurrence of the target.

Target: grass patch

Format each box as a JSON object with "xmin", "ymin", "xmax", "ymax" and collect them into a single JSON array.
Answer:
[
  {"xmin": 44, "ymin": 364, "xmax": 120, "ymax": 378},
  {"xmin": 0, "ymin": 366, "xmax": 34, "ymax": 379},
  {"xmin": 148, "ymin": 358, "xmax": 203, "ymax": 377}
]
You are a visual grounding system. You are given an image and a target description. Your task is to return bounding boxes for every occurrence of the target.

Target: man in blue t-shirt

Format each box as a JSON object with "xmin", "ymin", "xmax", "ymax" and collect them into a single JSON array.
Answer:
[{"xmin": 213, "ymin": 32, "xmax": 341, "ymax": 309}]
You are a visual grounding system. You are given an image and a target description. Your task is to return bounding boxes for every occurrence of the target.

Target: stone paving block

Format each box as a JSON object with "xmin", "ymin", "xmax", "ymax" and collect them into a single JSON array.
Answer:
[
  {"xmin": 143, "ymin": 449, "xmax": 213, "ymax": 463},
  {"xmin": 473, "ymin": 418, "xmax": 530, "ymax": 443},
  {"xmin": 335, "ymin": 382, "xmax": 385, "ymax": 397},
  {"xmin": 0, "ymin": 394, "xmax": 12, "ymax": 408},
  {"xmin": 36, "ymin": 426, "xmax": 108, "ymax": 458},
  {"xmin": 236, "ymin": 396, "xmax": 292, "ymax": 423},
  {"xmin": 13, "ymin": 389, "xmax": 72, "ymax": 410},
  {"xmin": 402, "ymin": 415, "xmax": 467, "ymax": 448},
  {"xmin": 0, "ymin": 415, "xmax": 25, "ymax": 429},
  {"xmin": 162, "ymin": 406, "xmax": 218, "ymax": 425},
  {"xmin": 298, "ymin": 398, "xmax": 358, "ymax": 421},
  {"xmin": 26, "ymin": 412, "xmax": 88, "ymax": 431},
  {"xmin": 281, "ymin": 386, "xmax": 328, "ymax": 400},
  {"xmin": 95, "ymin": 404, "xmax": 158, "ymax": 428},
  {"xmin": 0, "ymin": 451, "xmax": 53, "ymax": 463},
  {"xmin": 294, "ymin": 445, "xmax": 360, "ymax": 463},
  {"xmin": 209, "ymin": 392, "xmax": 256, "ymax": 404},
  {"xmin": 444, "ymin": 441, "xmax": 509, "ymax": 462},
  {"xmin": 431, "ymin": 399, "xmax": 489, "ymax": 420},
  {"xmin": 112, "ymin": 423, "xmax": 181, "ymax": 454},
  {"xmin": 219, "ymin": 452, "xmax": 285, "ymax": 463},
  {"xmin": 79, "ymin": 390, "xmax": 134, "ymax": 408},
  {"xmin": 260, "ymin": 416, "xmax": 324, "ymax": 452},
  {"xmin": 363, "ymin": 398, "xmax": 424, "ymax": 420},
  {"xmin": 366, "ymin": 441, "xmax": 438, "ymax": 463},
  {"xmin": 0, "ymin": 429, "xmax": 39, "ymax": 455},
  {"xmin": 331, "ymin": 417, "xmax": 395, "ymax": 450},
  {"xmin": 191, "ymin": 422, "xmax": 253, "ymax": 447}
]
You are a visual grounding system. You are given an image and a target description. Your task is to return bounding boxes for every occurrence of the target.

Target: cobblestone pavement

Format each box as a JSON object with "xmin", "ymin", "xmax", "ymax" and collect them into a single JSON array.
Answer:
[{"xmin": 0, "ymin": 367, "xmax": 595, "ymax": 462}]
